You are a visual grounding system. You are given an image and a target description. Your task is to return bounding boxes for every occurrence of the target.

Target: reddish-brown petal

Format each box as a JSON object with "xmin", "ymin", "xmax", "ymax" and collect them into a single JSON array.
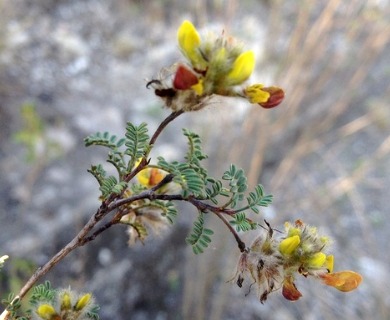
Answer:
[
  {"xmin": 320, "ymin": 271, "xmax": 363, "ymax": 292},
  {"xmin": 259, "ymin": 86, "xmax": 285, "ymax": 109},
  {"xmin": 173, "ymin": 65, "xmax": 199, "ymax": 90},
  {"xmin": 282, "ymin": 277, "xmax": 302, "ymax": 301}
]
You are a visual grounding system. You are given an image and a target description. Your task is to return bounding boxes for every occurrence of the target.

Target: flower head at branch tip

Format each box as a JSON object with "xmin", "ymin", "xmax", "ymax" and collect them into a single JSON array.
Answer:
[
  {"xmin": 35, "ymin": 289, "xmax": 97, "ymax": 320},
  {"xmin": 149, "ymin": 20, "xmax": 285, "ymax": 112},
  {"xmin": 231, "ymin": 219, "xmax": 362, "ymax": 303}
]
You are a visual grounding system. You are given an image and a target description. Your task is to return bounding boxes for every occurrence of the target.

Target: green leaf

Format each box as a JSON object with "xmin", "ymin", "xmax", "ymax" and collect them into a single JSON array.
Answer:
[
  {"xmin": 99, "ymin": 176, "xmax": 127, "ymax": 200},
  {"xmin": 246, "ymin": 184, "xmax": 273, "ymax": 212},
  {"xmin": 186, "ymin": 213, "xmax": 214, "ymax": 254},
  {"xmin": 183, "ymin": 129, "xmax": 208, "ymax": 165},
  {"xmin": 84, "ymin": 131, "xmax": 120, "ymax": 149},
  {"xmin": 124, "ymin": 122, "xmax": 150, "ymax": 169},
  {"xmin": 230, "ymin": 212, "xmax": 258, "ymax": 232},
  {"xmin": 29, "ymin": 281, "xmax": 55, "ymax": 307},
  {"xmin": 157, "ymin": 157, "xmax": 207, "ymax": 198}
]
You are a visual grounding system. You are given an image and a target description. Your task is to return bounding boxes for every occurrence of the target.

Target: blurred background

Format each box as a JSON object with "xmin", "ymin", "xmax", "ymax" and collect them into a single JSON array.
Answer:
[{"xmin": 0, "ymin": 0, "xmax": 389, "ymax": 319}]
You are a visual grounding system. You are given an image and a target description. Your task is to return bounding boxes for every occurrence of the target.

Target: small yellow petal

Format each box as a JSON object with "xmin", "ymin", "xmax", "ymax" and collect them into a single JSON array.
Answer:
[
  {"xmin": 244, "ymin": 84, "xmax": 270, "ymax": 104},
  {"xmin": 307, "ymin": 252, "xmax": 327, "ymax": 268},
  {"xmin": 325, "ymin": 255, "xmax": 334, "ymax": 273},
  {"xmin": 137, "ymin": 169, "xmax": 150, "ymax": 187},
  {"xmin": 74, "ymin": 293, "xmax": 92, "ymax": 311},
  {"xmin": 191, "ymin": 79, "xmax": 204, "ymax": 95},
  {"xmin": 279, "ymin": 235, "xmax": 300, "ymax": 255},
  {"xmin": 37, "ymin": 304, "xmax": 58, "ymax": 320},
  {"xmin": 60, "ymin": 292, "xmax": 72, "ymax": 311},
  {"xmin": 177, "ymin": 20, "xmax": 204, "ymax": 67},
  {"xmin": 227, "ymin": 51, "xmax": 255, "ymax": 85}
]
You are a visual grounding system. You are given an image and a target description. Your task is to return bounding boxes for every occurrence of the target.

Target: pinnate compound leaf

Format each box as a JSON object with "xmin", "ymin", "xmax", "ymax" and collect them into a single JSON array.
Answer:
[{"xmin": 186, "ymin": 213, "xmax": 214, "ymax": 254}]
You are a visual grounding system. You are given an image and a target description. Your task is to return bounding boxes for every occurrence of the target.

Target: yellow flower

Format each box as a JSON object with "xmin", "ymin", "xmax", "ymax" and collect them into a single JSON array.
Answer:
[
  {"xmin": 151, "ymin": 20, "xmax": 285, "ymax": 112},
  {"xmin": 177, "ymin": 20, "xmax": 205, "ymax": 68},
  {"xmin": 36, "ymin": 304, "xmax": 58, "ymax": 320},
  {"xmin": 279, "ymin": 235, "xmax": 300, "ymax": 255},
  {"xmin": 226, "ymin": 51, "xmax": 255, "ymax": 85}
]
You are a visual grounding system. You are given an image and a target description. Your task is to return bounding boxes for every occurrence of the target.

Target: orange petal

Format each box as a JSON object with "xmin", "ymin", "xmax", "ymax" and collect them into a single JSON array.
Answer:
[
  {"xmin": 149, "ymin": 168, "xmax": 165, "ymax": 186},
  {"xmin": 320, "ymin": 271, "xmax": 363, "ymax": 292},
  {"xmin": 282, "ymin": 277, "xmax": 302, "ymax": 301},
  {"xmin": 173, "ymin": 65, "xmax": 199, "ymax": 90},
  {"xmin": 259, "ymin": 86, "xmax": 285, "ymax": 109}
]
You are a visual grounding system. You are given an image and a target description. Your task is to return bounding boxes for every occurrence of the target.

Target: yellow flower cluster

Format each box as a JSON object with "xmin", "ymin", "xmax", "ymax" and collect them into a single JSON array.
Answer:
[
  {"xmin": 280, "ymin": 220, "xmax": 362, "ymax": 300},
  {"xmin": 36, "ymin": 290, "xmax": 95, "ymax": 320},
  {"xmin": 149, "ymin": 20, "xmax": 284, "ymax": 111},
  {"xmin": 231, "ymin": 220, "xmax": 362, "ymax": 302}
]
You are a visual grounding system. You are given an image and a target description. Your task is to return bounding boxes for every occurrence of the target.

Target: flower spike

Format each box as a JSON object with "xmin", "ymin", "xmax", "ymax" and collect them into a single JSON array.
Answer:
[{"xmin": 150, "ymin": 20, "xmax": 285, "ymax": 111}]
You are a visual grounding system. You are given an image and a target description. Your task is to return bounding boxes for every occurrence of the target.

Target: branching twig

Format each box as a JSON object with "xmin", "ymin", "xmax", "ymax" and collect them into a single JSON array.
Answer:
[
  {"xmin": 122, "ymin": 111, "xmax": 184, "ymax": 185},
  {"xmin": 0, "ymin": 108, "xmax": 249, "ymax": 320}
]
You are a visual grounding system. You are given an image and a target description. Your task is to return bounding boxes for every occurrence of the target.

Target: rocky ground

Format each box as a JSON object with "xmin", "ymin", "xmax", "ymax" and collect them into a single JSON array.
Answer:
[{"xmin": 0, "ymin": 1, "xmax": 389, "ymax": 319}]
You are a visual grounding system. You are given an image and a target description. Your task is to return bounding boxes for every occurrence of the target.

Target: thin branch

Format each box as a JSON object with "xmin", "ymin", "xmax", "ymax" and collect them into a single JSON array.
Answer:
[
  {"xmin": 13, "ymin": 205, "xmax": 106, "ymax": 301},
  {"xmin": 149, "ymin": 110, "xmax": 184, "ymax": 147},
  {"xmin": 109, "ymin": 190, "xmax": 245, "ymax": 251},
  {"xmin": 80, "ymin": 218, "xmax": 119, "ymax": 245},
  {"xmin": 212, "ymin": 210, "xmax": 247, "ymax": 252},
  {"xmin": 81, "ymin": 175, "xmax": 176, "ymax": 245}
]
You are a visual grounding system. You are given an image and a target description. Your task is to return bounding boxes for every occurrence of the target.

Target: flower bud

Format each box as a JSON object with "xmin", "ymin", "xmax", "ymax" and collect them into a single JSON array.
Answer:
[
  {"xmin": 279, "ymin": 235, "xmax": 300, "ymax": 255},
  {"xmin": 227, "ymin": 51, "xmax": 255, "ymax": 85},
  {"xmin": 36, "ymin": 304, "xmax": 58, "ymax": 320},
  {"xmin": 177, "ymin": 20, "xmax": 205, "ymax": 68},
  {"xmin": 75, "ymin": 293, "xmax": 92, "ymax": 311}
]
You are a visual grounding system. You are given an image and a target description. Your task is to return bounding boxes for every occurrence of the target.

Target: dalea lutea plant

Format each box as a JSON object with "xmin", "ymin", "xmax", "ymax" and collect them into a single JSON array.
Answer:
[{"xmin": 0, "ymin": 20, "xmax": 361, "ymax": 319}]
